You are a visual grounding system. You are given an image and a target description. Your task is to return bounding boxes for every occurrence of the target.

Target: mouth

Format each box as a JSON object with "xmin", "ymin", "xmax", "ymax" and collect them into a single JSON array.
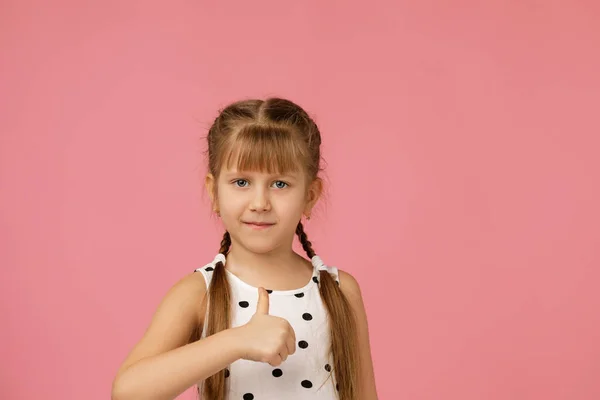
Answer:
[{"xmin": 243, "ymin": 222, "xmax": 275, "ymax": 230}]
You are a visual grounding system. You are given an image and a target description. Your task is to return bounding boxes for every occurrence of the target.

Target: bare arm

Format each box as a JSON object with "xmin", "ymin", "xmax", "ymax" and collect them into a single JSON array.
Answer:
[
  {"xmin": 111, "ymin": 272, "xmax": 244, "ymax": 400},
  {"xmin": 339, "ymin": 270, "xmax": 379, "ymax": 400}
]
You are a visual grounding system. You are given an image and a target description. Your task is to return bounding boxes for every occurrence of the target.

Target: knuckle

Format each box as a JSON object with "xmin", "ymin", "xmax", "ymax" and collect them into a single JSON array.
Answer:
[{"xmin": 268, "ymin": 346, "xmax": 279, "ymax": 358}]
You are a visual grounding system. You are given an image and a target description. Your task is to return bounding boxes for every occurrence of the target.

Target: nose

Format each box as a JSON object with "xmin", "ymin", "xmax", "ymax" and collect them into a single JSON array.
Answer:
[{"xmin": 249, "ymin": 186, "xmax": 271, "ymax": 212}]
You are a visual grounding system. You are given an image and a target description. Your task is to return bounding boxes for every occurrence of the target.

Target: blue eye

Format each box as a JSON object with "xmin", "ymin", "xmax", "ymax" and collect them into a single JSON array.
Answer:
[{"xmin": 232, "ymin": 179, "xmax": 288, "ymax": 188}]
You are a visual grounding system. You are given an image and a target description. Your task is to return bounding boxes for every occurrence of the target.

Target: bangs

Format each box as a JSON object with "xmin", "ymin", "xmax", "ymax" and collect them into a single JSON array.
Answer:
[{"xmin": 220, "ymin": 124, "xmax": 307, "ymax": 175}]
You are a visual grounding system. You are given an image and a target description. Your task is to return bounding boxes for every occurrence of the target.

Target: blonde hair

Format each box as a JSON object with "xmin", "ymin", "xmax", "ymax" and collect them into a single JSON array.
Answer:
[{"xmin": 196, "ymin": 98, "xmax": 359, "ymax": 399}]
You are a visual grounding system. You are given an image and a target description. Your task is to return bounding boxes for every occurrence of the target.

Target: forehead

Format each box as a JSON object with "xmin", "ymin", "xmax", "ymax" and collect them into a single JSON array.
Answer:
[{"xmin": 220, "ymin": 141, "xmax": 304, "ymax": 176}]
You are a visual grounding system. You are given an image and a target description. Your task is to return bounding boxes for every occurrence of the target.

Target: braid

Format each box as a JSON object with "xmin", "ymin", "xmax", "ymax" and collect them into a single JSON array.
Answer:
[
  {"xmin": 295, "ymin": 220, "xmax": 359, "ymax": 400},
  {"xmin": 295, "ymin": 222, "xmax": 316, "ymax": 258},
  {"xmin": 219, "ymin": 231, "xmax": 232, "ymax": 254},
  {"xmin": 203, "ymin": 230, "xmax": 232, "ymax": 399}
]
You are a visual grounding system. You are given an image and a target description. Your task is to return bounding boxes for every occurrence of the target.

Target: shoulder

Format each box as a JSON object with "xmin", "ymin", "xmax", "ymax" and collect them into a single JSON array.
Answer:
[
  {"xmin": 336, "ymin": 268, "xmax": 369, "ymax": 326},
  {"xmin": 146, "ymin": 264, "xmax": 211, "ymax": 335},
  {"xmin": 156, "ymin": 270, "xmax": 208, "ymax": 327},
  {"xmin": 173, "ymin": 269, "xmax": 208, "ymax": 299},
  {"xmin": 315, "ymin": 255, "xmax": 362, "ymax": 301},
  {"xmin": 337, "ymin": 268, "xmax": 363, "ymax": 300}
]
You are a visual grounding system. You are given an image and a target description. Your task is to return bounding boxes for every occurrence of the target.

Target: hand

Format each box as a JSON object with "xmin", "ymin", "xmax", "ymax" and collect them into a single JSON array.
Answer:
[{"xmin": 236, "ymin": 287, "xmax": 297, "ymax": 366}]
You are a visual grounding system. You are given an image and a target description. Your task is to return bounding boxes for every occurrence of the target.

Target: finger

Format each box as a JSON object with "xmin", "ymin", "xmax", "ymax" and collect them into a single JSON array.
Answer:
[
  {"xmin": 256, "ymin": 287, "xmax": 270, "ymax": 315},
  {"xmin": 268, "ymin": 353, "xmax": 283, "ymax": 367},
  {"xmin": 286, "ymin": 332, "xmax": 296, "ymax": 356},
  {"xmin": 279, "ymin": 347, "xmax": 289, "ymax": 362},
  {"xmin": 288, "ymin": 324, "xmax": 297, "ymax": 349}
]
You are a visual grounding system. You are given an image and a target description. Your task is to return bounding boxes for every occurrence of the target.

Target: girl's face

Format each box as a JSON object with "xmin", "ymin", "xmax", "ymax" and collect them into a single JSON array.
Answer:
[{"xmin": 207, "ymin": 165, "xmax": 321, "ymax": 255}]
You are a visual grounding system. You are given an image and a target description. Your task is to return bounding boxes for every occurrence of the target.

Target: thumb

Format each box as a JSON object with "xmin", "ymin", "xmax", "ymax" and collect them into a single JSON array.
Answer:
[{"xmin": 255, "ymin": 287, "xmax": 270, "ymax": 315}]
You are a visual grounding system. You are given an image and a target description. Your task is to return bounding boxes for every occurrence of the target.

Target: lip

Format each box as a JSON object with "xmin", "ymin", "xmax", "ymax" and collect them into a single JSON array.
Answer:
[{"xmin": 243, "ymin": 222, "xmax": 275, "ymax": 230}]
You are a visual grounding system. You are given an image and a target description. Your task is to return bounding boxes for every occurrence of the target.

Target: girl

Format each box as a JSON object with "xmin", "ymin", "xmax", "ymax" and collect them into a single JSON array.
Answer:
[{"xmin": 111, "ymin": 98, "xmax": 378, "ymax": 400}]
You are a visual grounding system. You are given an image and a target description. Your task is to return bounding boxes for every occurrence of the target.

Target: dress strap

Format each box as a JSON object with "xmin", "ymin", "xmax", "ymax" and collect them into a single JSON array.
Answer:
[
  {"xmin": 193, "ymin": 253, "xmax": 226, "ymax": 288},
  {"xmin": 311, "ymin": 255, "xmax": 340, "ymax": 285}
]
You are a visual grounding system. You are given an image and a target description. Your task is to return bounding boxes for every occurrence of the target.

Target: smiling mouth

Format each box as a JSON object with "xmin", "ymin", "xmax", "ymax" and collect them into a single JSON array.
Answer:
[{"xmin": 243, "ymin": 222, "xmax": 275, "ymax": 229}]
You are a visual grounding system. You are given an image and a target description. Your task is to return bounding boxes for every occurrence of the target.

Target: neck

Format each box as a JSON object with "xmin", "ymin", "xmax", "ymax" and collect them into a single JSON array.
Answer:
[{"xmin": 225, "ymin": 240, "xmax": 305, "ymax": 274}]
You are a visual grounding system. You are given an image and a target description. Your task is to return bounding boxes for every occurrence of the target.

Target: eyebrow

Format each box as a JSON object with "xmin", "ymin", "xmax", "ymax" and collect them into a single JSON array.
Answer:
[{"xmin": 223, "ymin": 171, "xmax": 300, "ymax": 180}]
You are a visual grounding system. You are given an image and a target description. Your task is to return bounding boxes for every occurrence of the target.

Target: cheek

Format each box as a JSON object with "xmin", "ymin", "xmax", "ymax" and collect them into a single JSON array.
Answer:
[
  {"xmin": 217, "ymin": 185, "xmax": 241, "ymax": 207},
  {"xmin": 276, "ymin": 195, "xmax": 305, "ymax": 216},
  {"xmin": 219, "ymin": 196, "xmax": 245, "ymax": 213}
]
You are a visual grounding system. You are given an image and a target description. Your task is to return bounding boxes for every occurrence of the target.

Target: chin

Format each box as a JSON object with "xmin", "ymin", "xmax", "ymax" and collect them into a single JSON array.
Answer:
[{"xmin": 238, "ymin": 239, "xmax": 281, "ymax": 255}]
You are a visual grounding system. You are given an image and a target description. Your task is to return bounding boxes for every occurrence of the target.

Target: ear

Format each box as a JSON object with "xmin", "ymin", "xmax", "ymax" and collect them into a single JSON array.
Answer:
[
  {"xmin": 304, "ymin": 177, "xmax": 323, "ymax": 216},
  {"xmin": 205, "ymin": 173, "xmax": 218, "ymax": 212}
]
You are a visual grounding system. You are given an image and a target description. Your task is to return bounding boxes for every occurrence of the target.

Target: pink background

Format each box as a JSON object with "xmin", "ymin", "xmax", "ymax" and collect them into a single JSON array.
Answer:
[{"xmin": 1, "ymin": 1, "xmax": 599, "ymax": 399}]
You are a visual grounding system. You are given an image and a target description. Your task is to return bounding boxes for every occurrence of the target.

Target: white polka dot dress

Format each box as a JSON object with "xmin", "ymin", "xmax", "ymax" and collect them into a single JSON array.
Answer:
[{"xmin": 194, "ymin": 254, "xmax": 341, "ymax": 400}]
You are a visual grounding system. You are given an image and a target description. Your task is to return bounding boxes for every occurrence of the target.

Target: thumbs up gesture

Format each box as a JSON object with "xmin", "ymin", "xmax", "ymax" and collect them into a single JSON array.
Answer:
[{"xmin": 237, "ymin": 287, "xmax": 297, "ymax": 366}]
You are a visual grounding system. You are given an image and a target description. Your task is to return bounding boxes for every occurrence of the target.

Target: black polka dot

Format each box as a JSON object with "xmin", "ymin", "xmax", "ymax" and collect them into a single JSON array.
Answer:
[
  {"xmin": 325, "ymin": 364, "xmax": 331, "ymax": 372},
  {"xmin": 205, "ymin": 267, "xmax": 214, "ymax": 271},
  {"xmin": 243, "ymin": 394, "xmax": 254, "ymax": 400},
  {"xmin": 272, "ymin": 368, "xmax": 283, "ymax": 377},
  {"xmin": 225, "ymin": 368, "xmax": 230, "ymax": 378},
  {"xmin": 301, "ymin": 380, "xmax": 313, "ymax": 388},
  {"xmin": 336, "ymin": 383, "xmax": 339, "ymax": 391},
  {"xmin": 302, "ymin": 313, "xmax": 313, "ymax": 321},
  {"xmin": 298, "ymin": 340, "xmax": 309, "ymax": 349},
  {"xmin": 294, "ymin": 292, "xmax": 304, "ymax": 298},
  {"xmin": 266, "ymin": 289, "xmax": 273, "ymax": 294},
  {"xmin": 239, "ymin": 301, "xmax": 249, "ymax": 308},
  {"xmin": 312, "ymin": 276, "xmax": 319, "ymax": 284}
]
